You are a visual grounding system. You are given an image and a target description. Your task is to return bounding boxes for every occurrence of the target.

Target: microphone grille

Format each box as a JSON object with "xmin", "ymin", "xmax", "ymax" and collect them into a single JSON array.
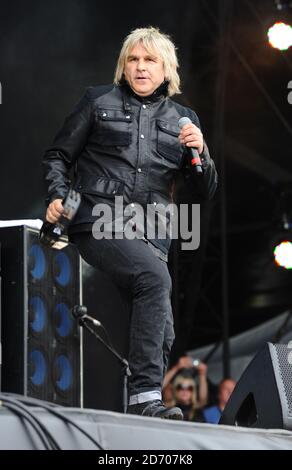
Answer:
[
  {"xmin": 178, "ymin": 117, "xmax": 191, "ymax": 129},
  {"xmin": 72, "ymin": 305, "xmax": 87, "ymax": 318}
]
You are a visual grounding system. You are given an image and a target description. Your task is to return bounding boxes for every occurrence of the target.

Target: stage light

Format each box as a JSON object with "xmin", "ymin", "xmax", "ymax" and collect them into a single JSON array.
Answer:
[
  {"xmin": 267, "ymin": 0, "xmax": 292, "ymax": 50},
  {"xmin": 268, "ymin": 22, "xmax": 292, "ymax": 50},
  {"xmin": 274, "ymin": 240, "xmax": 292, "ymax": 269},
  {"xmin": 271, "ymin": 186, "xmax": 292, "ymax": 269}
]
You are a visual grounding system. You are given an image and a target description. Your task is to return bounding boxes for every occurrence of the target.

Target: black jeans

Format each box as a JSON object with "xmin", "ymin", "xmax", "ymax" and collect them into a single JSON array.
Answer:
[{"xmin": 70, "ymin": 233, "xmax": 175, "ymax": 397}]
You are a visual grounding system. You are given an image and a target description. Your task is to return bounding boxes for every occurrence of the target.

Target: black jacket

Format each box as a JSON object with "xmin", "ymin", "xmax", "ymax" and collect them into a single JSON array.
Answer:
[{"xmin": 43, "ymin": 82, "xmax": 217, "ymax": 256}]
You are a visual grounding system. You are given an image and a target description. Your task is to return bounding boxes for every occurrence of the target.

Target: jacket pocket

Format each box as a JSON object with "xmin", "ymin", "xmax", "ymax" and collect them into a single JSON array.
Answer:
[
  {"xmin": 95, "ymin": 108, "xmax": 132, "ymax": 146},
  {"xmin": 156, "ymin": 120, "xmax": 184, "ymax": 165},
  {"xmin": 75, "ymin": 175, "xmax": 124, "ymax": 198},
  {"xmin": 148, "ymin": 190, "xmax": 171, "ymax": 206}
]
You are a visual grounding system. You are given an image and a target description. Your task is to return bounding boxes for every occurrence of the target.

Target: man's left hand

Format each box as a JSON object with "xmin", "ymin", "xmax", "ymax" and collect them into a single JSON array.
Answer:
[{"xmin": 179, "ymin": 123, "xmax": 204, "ymax": 155}]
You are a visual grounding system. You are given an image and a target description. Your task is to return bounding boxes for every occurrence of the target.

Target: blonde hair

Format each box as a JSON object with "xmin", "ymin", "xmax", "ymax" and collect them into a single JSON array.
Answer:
[
  {"xmin": 114, "ymin": 26, "xmax": 181, "ymax": 97},
  {"xmin": 172, "ymin": 375, "xmax": 198, "ymax": 421}
]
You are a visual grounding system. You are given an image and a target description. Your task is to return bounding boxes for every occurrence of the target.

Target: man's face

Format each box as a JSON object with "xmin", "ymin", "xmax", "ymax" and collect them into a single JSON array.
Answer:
[{"xmin": 124, "ymin": 43, "xmax": 165, "ymax": 97}]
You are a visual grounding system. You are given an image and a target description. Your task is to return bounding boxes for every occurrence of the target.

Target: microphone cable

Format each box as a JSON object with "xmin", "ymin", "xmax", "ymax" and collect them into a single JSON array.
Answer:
[{"xmin": 1, "ymin": 393, "xmax": 104, "ymax": 450}]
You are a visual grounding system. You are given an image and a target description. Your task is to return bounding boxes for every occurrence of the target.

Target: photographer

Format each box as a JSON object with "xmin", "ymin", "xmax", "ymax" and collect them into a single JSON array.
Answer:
[{"xmin": 162, "ymin": 355, "xmax": 208, "ymax": 421}]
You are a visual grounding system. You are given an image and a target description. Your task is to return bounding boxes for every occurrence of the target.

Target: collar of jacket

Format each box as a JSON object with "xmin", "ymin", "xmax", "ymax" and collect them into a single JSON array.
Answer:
[{"xmin": 119, "ymin": 77, "xmax": 169, "ymax": 104}]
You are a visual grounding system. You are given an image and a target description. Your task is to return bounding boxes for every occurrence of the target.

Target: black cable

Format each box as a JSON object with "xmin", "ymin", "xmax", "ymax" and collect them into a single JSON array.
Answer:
[
  {"xmin": 1, "ymin": 401, "xmax": 51, "ymax": 450},
  {"xmin": 0, "ymin": 396, "xmax": 61, "ymax": 450},
  {"xmin": 0, "ymin": 398, "xmax": 60, "ymax": 450},
  {"xmin": 1, "ymin": 392, "xmax": 59, "ymax": 408},
  {"xmin": 1, "ymin": 394, "xmax": 104, "ymax": 450},
  {"xmin": 31, "ymin": 404, "xmax": 104, "ymax": 450},
  {"xmin": 98, "ymin": 323, "xmax": 115, "ymax": 349}
]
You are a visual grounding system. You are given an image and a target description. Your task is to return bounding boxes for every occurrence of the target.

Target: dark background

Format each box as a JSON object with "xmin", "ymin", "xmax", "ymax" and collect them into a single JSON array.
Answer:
[{"xmin": 1, "ymin": 1, "xmax": 292, "ymax": 404}]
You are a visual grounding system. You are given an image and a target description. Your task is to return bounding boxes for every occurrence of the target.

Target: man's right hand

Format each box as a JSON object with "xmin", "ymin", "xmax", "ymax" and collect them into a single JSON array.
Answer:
[{"xmin": 46, "ymin": 198, "xmax": 64, "ymax": 224}]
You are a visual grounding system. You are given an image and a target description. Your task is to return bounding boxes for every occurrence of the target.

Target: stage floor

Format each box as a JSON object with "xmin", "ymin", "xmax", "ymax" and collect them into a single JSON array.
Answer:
[{"xmin": 1, "ymin": 406, "xmax": 292, "ymax": 450}]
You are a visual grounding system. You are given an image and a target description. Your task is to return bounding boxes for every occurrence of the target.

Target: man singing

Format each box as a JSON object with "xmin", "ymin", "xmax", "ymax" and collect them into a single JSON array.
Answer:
[{"xmin": 43, "ymin": 26, "xmax": 217, "ymax": 419}]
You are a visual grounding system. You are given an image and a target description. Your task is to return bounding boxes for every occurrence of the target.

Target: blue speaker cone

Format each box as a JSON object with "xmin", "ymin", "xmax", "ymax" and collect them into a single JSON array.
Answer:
[
  {"xmin": 30, "ymin": 350, "xmax": 47, "ymax": 386},
  {"xmin": 55, "ymin": 355, "xmax": 72, "ymax": 391},
  {"xmin": 29, "ymin": 244, "xmax": 46, "ymax": 280},
  {"xmin": 55, "ymin": 302, "xmax": 73, "ymax": 337},
  {"xmin": 30, "ymin": 296, "xmax": 47, "ymax": 333},
  {"xmin": 54, "ymin": 252, "xmax": 72, "ymax": 287}
]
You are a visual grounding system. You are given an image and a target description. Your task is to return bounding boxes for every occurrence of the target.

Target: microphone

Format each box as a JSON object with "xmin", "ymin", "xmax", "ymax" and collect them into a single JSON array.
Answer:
[
  {"xmin": 178, "ymin": 117, "xmax": 203, "ymax": 175},
  {"xmin": 40, "ymin": 189, "xmax": 81, "ymax": 249},
  {"xmin": 72, "ymin": 305, "xmax": 101, "ymax": 327}
]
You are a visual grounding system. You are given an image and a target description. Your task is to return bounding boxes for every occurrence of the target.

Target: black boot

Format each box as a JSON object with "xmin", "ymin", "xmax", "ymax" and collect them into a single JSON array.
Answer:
[{"xmin": 127, "ymin": 400, "xmax": 183, "ymax": 420}]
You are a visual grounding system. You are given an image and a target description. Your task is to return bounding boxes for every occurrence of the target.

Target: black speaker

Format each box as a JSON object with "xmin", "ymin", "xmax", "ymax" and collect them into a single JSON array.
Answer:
[
  {"xmin": 220, "ymin": 342, "xmax": 292, "ymax": 430},
  {"xmin": 0, "ymin": 241, "xmax": 2, "ymax": 390},
  {"xmin": 0, "ymin": 226, "xmax": 82, "ymax": 406}
]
